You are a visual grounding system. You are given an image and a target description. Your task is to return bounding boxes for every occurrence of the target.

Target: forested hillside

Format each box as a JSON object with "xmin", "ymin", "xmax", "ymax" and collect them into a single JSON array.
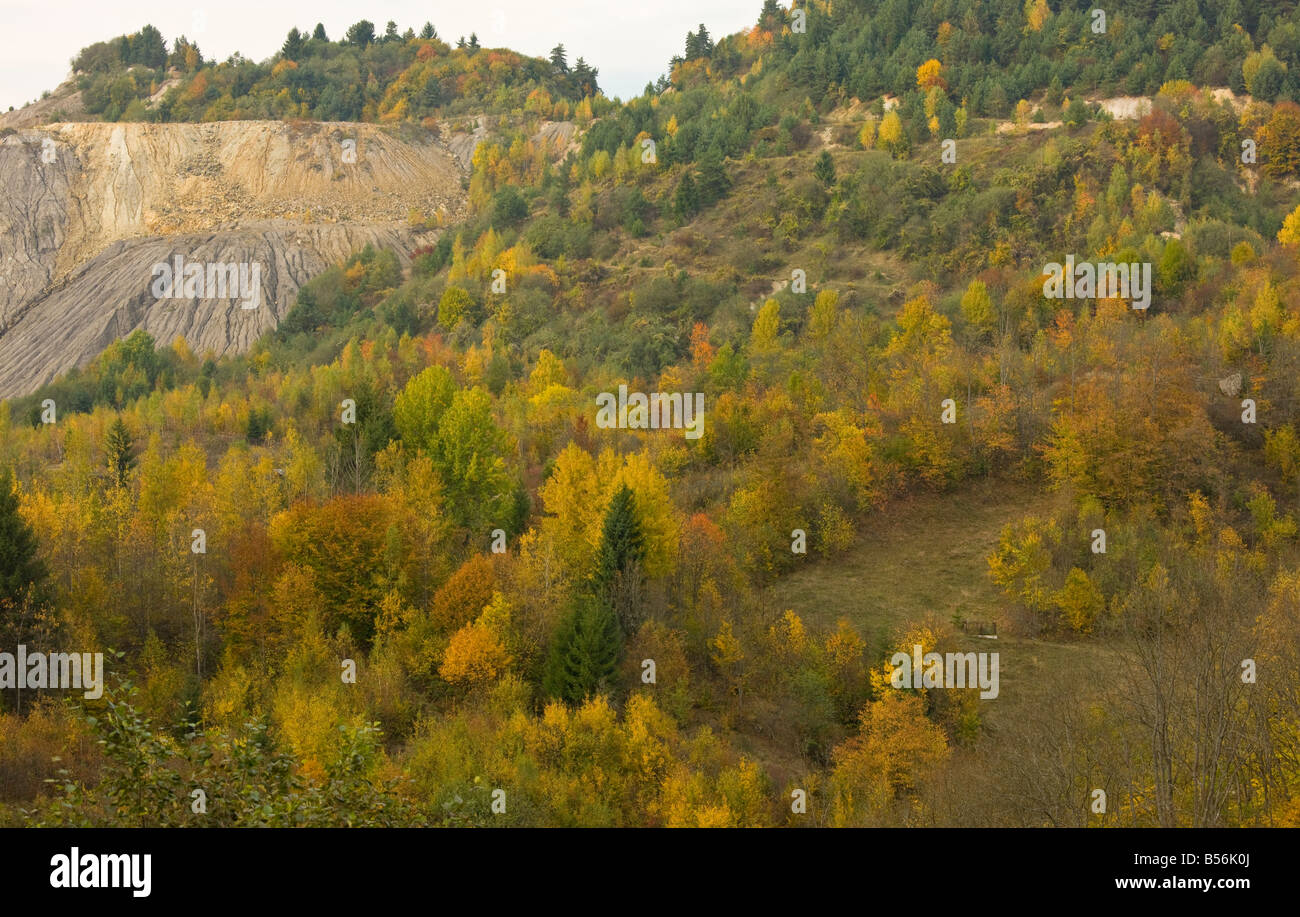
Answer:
[{"xmin": 3, "ymin": 1, "xmax": 1300, "ymax": 827}]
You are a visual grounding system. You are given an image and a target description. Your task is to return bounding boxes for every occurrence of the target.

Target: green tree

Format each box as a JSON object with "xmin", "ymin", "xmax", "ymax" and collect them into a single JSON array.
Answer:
[
  {"xmin": 431, "ymin": 389, "xmax": 512, "ymax": 531},
  {"xmin": 542, "ymin": 596, "xmax": 623, "ymax": 704},
  {"xmin": 591, "ymin": 484, "xmax": 645, "ymax": 631},
  {"xmin": 438, "ymin": 286, "xmax": 474, "ymax": 329},
  {"xmin": 0, "ymin": 468, "xmax": 46, "ymax": 610},
  {"xmin": 105, "ymin": 416, "xmax": 135, "ymax": 487},
  {"xmin": 695, "ymin": 145, "xmax": 731, "ymax": 205},
  {"xmin": 345, "ymin": 20, "xmax": 375, "ymax": 47},
  {"xmin": 674, "ymin": 170, "xmax": 700, "ymax": 219},
  {"xmin": 394, "ymin": 365, "xmax": 457, "ymax": 451},
  {"xmin": 813, "ymin": 150, "xmax": 836, "ymax": 187},
  {"xmin": 281, "ymin": 27, "xmax": 305, "ymax": 60}
]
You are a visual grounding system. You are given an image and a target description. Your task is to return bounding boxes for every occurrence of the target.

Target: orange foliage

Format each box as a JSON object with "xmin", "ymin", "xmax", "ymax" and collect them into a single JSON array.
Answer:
[{"xmin": 429, "ymin": 554, "xmax": 496, "ymax": 631}]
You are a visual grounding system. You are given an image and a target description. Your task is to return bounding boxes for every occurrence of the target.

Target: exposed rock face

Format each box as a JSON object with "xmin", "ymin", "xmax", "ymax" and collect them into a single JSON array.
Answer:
[
  {"xmin": 0, "ymin": 224, "xmax": 420, "ymax": 395},
  {"xmin": 0, "ymin": 120, "xmax": 467, "ymax": 397}
]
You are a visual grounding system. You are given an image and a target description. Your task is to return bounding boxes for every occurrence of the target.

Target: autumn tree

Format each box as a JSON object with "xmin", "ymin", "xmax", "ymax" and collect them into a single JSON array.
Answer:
[
  {"xmin": 1261, "ymin": 103, "xmax": 1300, "ymax": 179},
  {"xmin": 429, "ymin": 554, "xmax": 496, "ymax": 631}
]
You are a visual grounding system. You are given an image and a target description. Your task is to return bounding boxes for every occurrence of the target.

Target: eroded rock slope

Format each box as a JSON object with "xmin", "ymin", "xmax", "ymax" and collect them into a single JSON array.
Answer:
[{"xmin": 0, "ymin": 120, "xmax": 467, "ymax": 396}]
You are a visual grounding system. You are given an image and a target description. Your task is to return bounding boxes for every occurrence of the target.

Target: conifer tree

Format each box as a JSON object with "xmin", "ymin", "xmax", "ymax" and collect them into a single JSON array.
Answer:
[
  {"xmin": 281, "ymin": 27, "xmax": 305, "ymax": 60},
  {"xmin": 105, "ymin": 416, "xmax": 135, "ymax": 488},
  {"xmin": 0, "ymin": 469, "xmax": 45, "ymax": 611},
  {"xmin": 814, "ymin": 150, "xmax": 836, "ymax": 187},
  {"xmin": 695, "ymin": 144, "xmax": 731, "ymax": 205},
  {"xmin": 674, "ymin": 170, "xmax": 700, "ymax": 219},
  {"xmin": 542, "ymin": 596, "xmax": 622, "ymax": 704},
  {"xmin": 592, "ymin": 483, "xmax": 645, "ymax": 634},
  {"xmin": 592, "ymin": 484, "xmax": 644, "ymax": 597}
]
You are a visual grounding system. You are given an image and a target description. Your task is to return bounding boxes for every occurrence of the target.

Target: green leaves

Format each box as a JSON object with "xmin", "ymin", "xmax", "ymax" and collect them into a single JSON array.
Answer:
[{"xmin": 542, "ymin": 596, "xmax": 623, "ymax": 706}]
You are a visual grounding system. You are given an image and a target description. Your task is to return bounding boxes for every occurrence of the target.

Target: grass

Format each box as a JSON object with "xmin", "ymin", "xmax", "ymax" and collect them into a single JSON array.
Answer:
[{"xmin": 764, "ymin": 476, "xmax": 1118, "ymax": 729}]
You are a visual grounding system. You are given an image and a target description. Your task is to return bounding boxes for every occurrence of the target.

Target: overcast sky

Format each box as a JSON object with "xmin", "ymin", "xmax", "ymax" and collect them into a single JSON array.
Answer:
[{"xmin": 1, "ymin": 0, "xmax": 761, "ymax": 111}]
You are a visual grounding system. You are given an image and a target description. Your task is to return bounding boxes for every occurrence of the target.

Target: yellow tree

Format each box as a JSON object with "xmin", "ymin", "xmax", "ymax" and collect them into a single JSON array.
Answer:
[
  {"xmin": 879, "ymin": 109, "xmax": 905, "ymax": 156},
  {"xmin": 916, "ymin": 59, "xmax": 946, "ymax": 91}
]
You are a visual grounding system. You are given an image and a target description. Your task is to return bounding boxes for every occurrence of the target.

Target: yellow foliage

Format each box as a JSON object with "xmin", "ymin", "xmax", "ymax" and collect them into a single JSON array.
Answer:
[{"xmin": 916, "ymin": 58, "xmax": 946, "ymax": 91}]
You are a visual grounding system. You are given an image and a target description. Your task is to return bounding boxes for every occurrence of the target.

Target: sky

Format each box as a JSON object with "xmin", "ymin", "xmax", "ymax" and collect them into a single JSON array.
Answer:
[{"xmin": 0, "ymin": 0, "xmax": 762, "ymax": 112}]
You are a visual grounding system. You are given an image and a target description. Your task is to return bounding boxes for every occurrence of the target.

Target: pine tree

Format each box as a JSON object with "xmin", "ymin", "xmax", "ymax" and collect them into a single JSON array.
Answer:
[
  {"xmin": 281, "ymin": 27, "xmax": 305, "ymax": 60},
  {"xmin": 572, "ymin": 58, "xmax": 598, "ymax": 97},
  {"xmin": 590, "ymin": 484, "xmax": 646, "ymax": 633},
  {"xmin": 550, "ymin": 44, "xmax": 569, "ymax": 73},
  {"xmin": 0, "ymin": 469, "xmax": 47, "ymax": 612},
  {"xmin": 345, "ymin": 20, "xmax": 375, "ymax": 47},
  {"xmin": 468, "ymin": 33, "xmax": 480, "ymax": 52},
  {"xmin": 813, "ymin": 150, "xmax": 836, "ymax": 187},
  {"xmin": 696, "ymin": 24, "xmax": 713, "ymax": 56},
  {"xmin": 695, "ymin": 144, "xmax": 731, "ymax": 205},
  {"xmin": 674, "ymin": 169, "xmax": 700, "ymax": 219},
  {"xmin": 592, "ymin": 484, "xmax": 644, "ymax": 595},
  {"xmin": 420, "ymin": 23, "xmax": 436, "ymax": 40},
  {"xmin": 312, "ymin": 23, "xmax": 328, "ymax": 42},
  {"xmin": 105, "ymin": 416, "xmax": 135, "ymax": 488},
  {"xmin": 542, "ymin": 596, "xmax": 623, "ymax": 704}
]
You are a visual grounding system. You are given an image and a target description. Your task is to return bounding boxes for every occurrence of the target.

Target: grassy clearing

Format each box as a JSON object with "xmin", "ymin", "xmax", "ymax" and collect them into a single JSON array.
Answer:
[{"xmin": 764, "ymin": 477, "xmax": 1117, "ymax": 729}]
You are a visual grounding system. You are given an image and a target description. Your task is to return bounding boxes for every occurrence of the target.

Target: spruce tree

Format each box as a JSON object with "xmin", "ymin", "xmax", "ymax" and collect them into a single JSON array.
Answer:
[
  {"xmin": 281, "ymin": 27, "xmax": 305, "ymax": 60},
  {"xmin": 696, "ymin": 24, "xmax": 713, "ymax": 56},
  {"xmin": 549, "ymin": 44, "xmax": 568, "ymax": 73},
  {"xmin": 592, "ymin": 484, "xmax": 644, "ymax": 596},
  {"xmin": 542, "ymin": 597, "xmax": 622, "ymax": 704},
  {"xmin": 695, "ymin": 145, "xmax": 731, "ymax": 206},
  {"xmin": 106, "ymin": 417, "xmax": 135, "ymax": 488},
  {"xmin": 674, "ymin": 170, "xmax": 700, "ymax": 219},
  {"xmin": 0, "ymin": 469, "xmax": 52, "ymax": 712},
  {"xmin": 0, "ymin": 468, "xmax": 47, "ymax": 612},
  {"xmin": 591, "ymin": 484, "xmax": 645, "ymax": 634},
  {"xmin": 813, "ymin": 150, "xmax": 836, "ymax": 187}
]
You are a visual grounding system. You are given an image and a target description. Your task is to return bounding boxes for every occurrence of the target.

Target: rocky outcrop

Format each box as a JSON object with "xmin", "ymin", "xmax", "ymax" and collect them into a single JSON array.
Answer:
[
  {"xmin": 0, "ymin": 224, "xmax": 425, "ymax": 395},
  {"xmin": 0, "ymin": 120, "xmax": 466, "ymax": 397}
]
